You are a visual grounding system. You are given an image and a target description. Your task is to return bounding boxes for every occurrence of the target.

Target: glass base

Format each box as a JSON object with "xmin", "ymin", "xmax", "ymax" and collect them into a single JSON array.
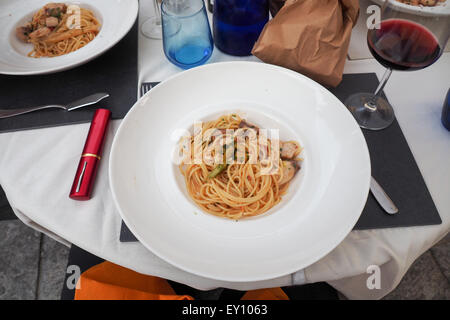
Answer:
[
  {"xmin": 345, "ymin": 93, "xmax": 395, "ymax": 130},
  {"xmin": 141, "ymin": 17, "xmax": 162, "ymax": 40}
]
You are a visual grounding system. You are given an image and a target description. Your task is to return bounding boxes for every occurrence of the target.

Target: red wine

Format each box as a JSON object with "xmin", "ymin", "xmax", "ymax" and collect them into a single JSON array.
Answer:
[{"xmin": 367, "ymin": 19, "xmax": 441, "ymax": 71}]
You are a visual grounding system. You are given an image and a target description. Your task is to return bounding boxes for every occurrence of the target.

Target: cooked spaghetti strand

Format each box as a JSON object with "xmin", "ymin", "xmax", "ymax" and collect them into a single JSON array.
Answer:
[
  {"xmin": 16, "ymin": 4, "xmax": 100, "ymax": 58},
  {"xmin": 179, "ymin": 114, "xmax": 302, "ymax": 220}
]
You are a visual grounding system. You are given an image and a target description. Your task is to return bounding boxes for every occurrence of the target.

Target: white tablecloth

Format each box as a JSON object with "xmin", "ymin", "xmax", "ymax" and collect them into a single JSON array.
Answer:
[{"xmin": 0, "ymin": 0, "xmax": 449, "ymax": 299}]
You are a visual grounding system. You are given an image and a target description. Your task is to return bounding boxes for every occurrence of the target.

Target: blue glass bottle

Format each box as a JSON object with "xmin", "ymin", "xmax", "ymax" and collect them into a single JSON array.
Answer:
[
  {"xmin": 441, "ymin": 89, "xmax": 450, "ymax": 131},
  {"xmin": 213, "ymin": 0, "xmax": 269, "ymax": 56}
]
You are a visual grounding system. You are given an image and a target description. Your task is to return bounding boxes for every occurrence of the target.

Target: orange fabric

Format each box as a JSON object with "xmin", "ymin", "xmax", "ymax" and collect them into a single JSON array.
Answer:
[
  {"xmin": 75, "ymin": 261, "xmax": 193, "ymax": 300},
  {"xmin": 241, "ymin": 287, "xmax": 289, "ymax": 300},
  {"xmin": 75, "ymin": 261, "xmax": 288, "ymax": 300}
]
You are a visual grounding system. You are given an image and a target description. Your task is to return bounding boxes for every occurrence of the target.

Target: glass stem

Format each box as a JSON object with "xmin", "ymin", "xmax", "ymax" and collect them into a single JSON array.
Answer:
[
  {"xmin": 365, "ymin": 68, "xmax": 392, "ymax": 111},
  {"xmin": 154, "ymin": 0, "xmax": 161, "ymax": 24}
]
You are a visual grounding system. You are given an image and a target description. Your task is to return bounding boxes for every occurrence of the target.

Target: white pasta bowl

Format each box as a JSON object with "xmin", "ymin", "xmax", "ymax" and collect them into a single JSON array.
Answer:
[
  {"xmin": 0, "ymin": 0, "xmax": 138, "ymax": 75},
  {"xmin": 109, "ymin": 61, "xmax": 371, "ymax": 282}
]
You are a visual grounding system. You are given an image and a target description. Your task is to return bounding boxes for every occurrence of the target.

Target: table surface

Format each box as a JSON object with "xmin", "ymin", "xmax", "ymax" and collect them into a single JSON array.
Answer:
[{"xmin": 0, "ymin": 0, "xmax": 448, "ymax": 299}]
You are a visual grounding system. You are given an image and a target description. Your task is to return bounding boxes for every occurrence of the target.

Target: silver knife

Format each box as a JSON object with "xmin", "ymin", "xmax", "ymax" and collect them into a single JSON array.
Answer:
[{"xmin": 370, "ymin": 176, "xmax": 398, "ymax": 215}]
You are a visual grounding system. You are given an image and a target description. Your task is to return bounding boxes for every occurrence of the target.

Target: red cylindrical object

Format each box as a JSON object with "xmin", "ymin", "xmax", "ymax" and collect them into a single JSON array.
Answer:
[{"xmin": 69, "ymin": 109, "xmax": 111, "ymax": 200}]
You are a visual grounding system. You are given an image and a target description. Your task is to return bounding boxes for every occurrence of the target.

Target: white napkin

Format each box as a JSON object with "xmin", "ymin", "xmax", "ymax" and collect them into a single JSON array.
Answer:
[{"xmin": 0, "ymin": 121, "xmax": 302, "ymax": 290}]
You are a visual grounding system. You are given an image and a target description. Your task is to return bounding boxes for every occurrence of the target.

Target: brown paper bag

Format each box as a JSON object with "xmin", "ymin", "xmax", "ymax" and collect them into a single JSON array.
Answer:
[{"xmin": 252, "ymin": 0, "xmax": 360, "ymax": 87}]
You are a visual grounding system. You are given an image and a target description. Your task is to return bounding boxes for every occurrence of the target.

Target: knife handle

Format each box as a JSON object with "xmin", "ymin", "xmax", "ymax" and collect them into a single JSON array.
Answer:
[{"xmin": 0, "ymin": 105, "xmax": 65, "ymax": 119}]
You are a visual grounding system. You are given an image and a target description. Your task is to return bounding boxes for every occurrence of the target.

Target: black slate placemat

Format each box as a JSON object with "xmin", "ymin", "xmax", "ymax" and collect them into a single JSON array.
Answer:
[
  {"xmin": 0, "ymin": 184, "xmax": 16, "ymax": 221},
  {"xmin": 119, "ymin": 73, "xmax": 441, "ymax": 242},
  {"xmin": 333, "ymin": 73, "xmax": 441, "ymax": 230},
  {"xmin": 120, "ymin": 219, "xmax": 138, "ymax": 242},
  {"xmin": 0, "ymin": 21, "xmax": 138, "ymax": 133}
]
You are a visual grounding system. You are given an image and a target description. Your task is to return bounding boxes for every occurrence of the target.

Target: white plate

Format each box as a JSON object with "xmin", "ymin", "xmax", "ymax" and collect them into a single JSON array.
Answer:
[
  {"xmin": 109, "ymin": 62, "xmax": 371, "ymax": 282},
  {"xmin": 371, "ymin": 0, "xmax": 450, "ymax": 16},
  {"xmin": 0, "ymin": 0, "xmax": 138, "ymax": 75}
]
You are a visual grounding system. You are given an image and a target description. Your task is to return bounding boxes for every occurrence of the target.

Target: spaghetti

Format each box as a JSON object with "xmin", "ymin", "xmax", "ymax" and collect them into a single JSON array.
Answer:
[
  {"xmin": 178, "ymin": 114, "xmax": 302, "ymax": 220},
  {"xmin": 16, "ymin": 3, "xmax": 100, "ymax": 58}
]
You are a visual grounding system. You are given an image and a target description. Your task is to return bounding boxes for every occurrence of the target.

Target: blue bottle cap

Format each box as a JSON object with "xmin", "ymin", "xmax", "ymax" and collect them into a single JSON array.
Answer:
[{"xmin": 442, "ymin": 88, "xmax": 450, "ymax": 131}]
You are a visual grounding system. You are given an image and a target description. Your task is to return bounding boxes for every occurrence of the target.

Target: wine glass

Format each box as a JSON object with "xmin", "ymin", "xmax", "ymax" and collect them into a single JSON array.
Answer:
[
  {"xmin": 141, "ymin": 0, "xmax": 162, "ymax": 39},
  {"xmin": 345, "ymin": 0, "xmax": 450, "ymax": 130}
]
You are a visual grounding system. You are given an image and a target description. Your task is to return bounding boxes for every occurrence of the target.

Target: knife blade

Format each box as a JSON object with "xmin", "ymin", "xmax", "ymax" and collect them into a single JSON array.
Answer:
[{"xmin": 370, "ymin": 176, "xmax": 398, "ymax": 215}]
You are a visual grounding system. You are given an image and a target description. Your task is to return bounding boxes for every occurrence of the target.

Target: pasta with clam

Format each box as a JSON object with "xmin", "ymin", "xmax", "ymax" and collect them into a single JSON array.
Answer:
[
  {"xmin": 178, "ymin": 114, "xmax": 302, "ymax": 220},
  {"xmin": 16, "ymin": 3, "xmax": 100, "ymax": 58}
]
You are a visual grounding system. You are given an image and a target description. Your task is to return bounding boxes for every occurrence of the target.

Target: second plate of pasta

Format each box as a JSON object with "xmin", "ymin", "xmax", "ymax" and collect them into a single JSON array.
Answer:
[{"xmin": 0, "ymin": 0, "xmax": 138, "ymax": 75}]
